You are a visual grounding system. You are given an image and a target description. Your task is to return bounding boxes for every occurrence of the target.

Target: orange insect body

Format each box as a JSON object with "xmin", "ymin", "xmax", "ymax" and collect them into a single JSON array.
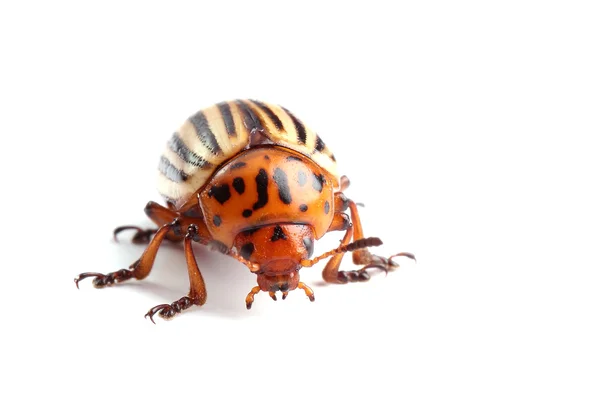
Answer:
[
  {"xmin": 199, "ymin": 146, "xmax": 334, "ymax": 246},
  {"xmin": 74, "ymin": 99, "xmax": 414, "ymax": 322},
  {"xmin": 200, "ymin": 146, "xmax": 333, "ymax": 294}
]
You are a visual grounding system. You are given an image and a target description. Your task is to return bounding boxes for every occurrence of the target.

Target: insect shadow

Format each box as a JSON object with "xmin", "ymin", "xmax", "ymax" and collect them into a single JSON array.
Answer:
[{"xmin": 111, "ymin": 236, "xmax": 260, "ymax": 319}]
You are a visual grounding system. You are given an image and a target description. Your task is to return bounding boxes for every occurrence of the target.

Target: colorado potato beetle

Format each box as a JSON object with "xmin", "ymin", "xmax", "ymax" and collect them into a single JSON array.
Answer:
[{"xmin": 75, "ymin": 99, "xmax": 414, "ymax": 322}]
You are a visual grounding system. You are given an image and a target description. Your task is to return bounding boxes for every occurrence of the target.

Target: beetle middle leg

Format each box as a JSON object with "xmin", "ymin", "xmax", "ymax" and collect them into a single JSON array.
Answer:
[
  {"xmin": 75, "ymin": 202, "xmax": 211, "ymax": 288},
  {"xmin": 144, "ymin": 225, "xmax": 207, "ymax": 323},
  {"xmin": 74, "ymin": 218, "xmax": 182, "ymax": 289},
  {"xmin": 320, "ymin": 192, "xmax": 415, "ymax": 284}
]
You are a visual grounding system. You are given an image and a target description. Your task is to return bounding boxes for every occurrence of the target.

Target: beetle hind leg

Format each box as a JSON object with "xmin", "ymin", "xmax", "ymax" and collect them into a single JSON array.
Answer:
[{"xmin": 113, "ymin": 201, "xmax": 185, "ymax": 244}]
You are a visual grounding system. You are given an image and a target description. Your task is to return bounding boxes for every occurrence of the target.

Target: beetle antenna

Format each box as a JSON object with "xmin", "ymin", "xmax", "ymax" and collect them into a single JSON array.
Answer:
[
  {"xmin": 207, "ymin": 240, "xmax": 261, "ymax": 272},
  {"xmin": 300, "ymin": 237, "xmax": 383, "ymax": 267},
  {"xmin": 228, "ymin": 252, "xmax": 261, "ymax": 273}
]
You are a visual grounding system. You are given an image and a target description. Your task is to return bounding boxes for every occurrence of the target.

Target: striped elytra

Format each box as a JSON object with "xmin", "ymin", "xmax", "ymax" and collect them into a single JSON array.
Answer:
[{"xmin": 157, "ymin": 99, "xmax": 339, "ymax": 208}]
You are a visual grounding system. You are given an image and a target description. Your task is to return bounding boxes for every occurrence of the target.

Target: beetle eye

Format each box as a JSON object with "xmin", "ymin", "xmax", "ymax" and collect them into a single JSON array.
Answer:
[{"xmin": 303, "ymin": 237, "xmax": 314, "ymax": 258}]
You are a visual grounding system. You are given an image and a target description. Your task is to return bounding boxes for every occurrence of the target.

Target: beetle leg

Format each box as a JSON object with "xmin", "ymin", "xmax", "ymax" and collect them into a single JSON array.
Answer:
[
  {"xmin": 75, "ymin": 218, "xmax": 181, "ymax": 288},
  {"xmin": 346, "ymin": 199, "xmax": 415, "ymax": 278},
  {"xmin": 319, "ymin": 196, "xmax": 414, "ymax": 284},
  {"xmin": 113, "ymin": 201, "xmax": 185, "ymax": 243},
  {"xmin": 340, "ymin": 175, "xmax": 351, "ymax": 192},
  {"xmin": 144, "ymin": 225, "xmax": 207, "ymax": 323},
  {"xmin": 321, "ymin": 224, "xmax": 370, "ymax": 283},
  {"xmin": 328, "ymin": 212, "xmax": 352, "ymax": 232}
]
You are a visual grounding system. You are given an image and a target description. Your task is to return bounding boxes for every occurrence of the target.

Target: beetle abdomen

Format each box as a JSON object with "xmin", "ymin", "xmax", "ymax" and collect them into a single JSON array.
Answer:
[{"xmin": 157, "ymin": 99, "xmax": 339, "ymax": 208}]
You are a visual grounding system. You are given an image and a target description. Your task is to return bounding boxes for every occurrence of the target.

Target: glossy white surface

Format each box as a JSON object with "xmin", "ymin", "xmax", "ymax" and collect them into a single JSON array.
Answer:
[{"xmin": 1, "ymin": 1, "xmax": 599, "ymax": 399}]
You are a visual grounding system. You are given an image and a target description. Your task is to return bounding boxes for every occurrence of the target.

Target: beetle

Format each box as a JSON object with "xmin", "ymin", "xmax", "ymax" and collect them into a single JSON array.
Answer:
[{"xmin": 74, "ymin": 99, "xmax": 414, "ymax": 322}]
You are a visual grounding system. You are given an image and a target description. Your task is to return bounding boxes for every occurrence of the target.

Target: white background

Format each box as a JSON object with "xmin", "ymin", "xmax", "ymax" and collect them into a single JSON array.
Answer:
[{"xmin": 1, "ymin": 1, "xmax": 599, "ymax": 399}]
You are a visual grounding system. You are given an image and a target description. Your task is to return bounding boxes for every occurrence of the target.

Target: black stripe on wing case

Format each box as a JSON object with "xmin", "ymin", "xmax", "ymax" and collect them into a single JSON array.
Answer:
[
  {"xmin": 218, "ymin": 102, "xmax": 236, "ymax": 137},
  {"xmin": 168, "ymin": 134, "xmax": 213, "ymax": 169},
  {"xmin": 189, "ymin": 111, "xmax": 222, "ymax": 155},
  {"xmin": 249, "ymin": 100, "xmax": 284, "ymax": 130},
  {"xmin": 235, "ymin": 100, "xmax": 263, "ymax": 133},
  {"xmin": 159, "ymin": 156, "xmax": 188, "ymax": 182},
  {"xmin": 315, "ymin": 135, "xmax": 325, "ymax": 152},
  {"xmin": 282, "ymin": 107, "xmax": 307, "ymax": 144}
]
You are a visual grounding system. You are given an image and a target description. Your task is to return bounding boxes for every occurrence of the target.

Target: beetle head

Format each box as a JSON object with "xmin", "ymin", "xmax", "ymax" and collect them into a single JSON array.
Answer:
[
  {"xmin": 235, "ymin": 224, "xmax": 316, "ymax": 308},
  {"xmin": 256, "ymin": 266, "xmax": 301, "ymax": 294}
]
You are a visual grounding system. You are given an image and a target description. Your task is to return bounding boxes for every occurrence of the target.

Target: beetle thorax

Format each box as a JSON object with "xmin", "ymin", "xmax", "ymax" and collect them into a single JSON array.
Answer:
[
  {"xmin": 197, "ymin": 146, "xmax": 335, "ymax": 248},
  {"xmin": 233, "ymin": 223, "xmax": 315, "ymax": 292}
]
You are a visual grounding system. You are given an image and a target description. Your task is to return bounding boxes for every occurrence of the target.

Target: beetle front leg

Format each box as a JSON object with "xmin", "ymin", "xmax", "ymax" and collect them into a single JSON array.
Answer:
[
  {"xmin": 144, "ymin": 225, "xmax": 207, "ymax": 323},
  {"xmin": 346, "ymin": 200, "xmax": 415, "ymax": 278},
  {"xmin": 320, "ymin": 194, "xmax": 414, "ymax": 284}
]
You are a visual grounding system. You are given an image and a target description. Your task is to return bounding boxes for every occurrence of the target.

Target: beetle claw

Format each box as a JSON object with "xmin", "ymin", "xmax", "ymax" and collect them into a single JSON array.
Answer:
[
  {"xmin": 337, "ymin": 251, "xmax": 416, "ymax": 283},
  {"xmin": 269, "ymin": 291, "xmax": 277, "ymax": 301},
  {"xmin": 74, "ymin": 269, "xmax": 133, "ymax": 289},
  {"xmin": 360, "ymin": 264, "xmax": 389, "ymax": 276},
  {"xmin": 388, "ymin": 252, "xmax": 416, "ymax": 264},
  {"xmin": 144, "ymin": 304, "xmax": 170, "ymax": 324},
  {"xmin": 144, "ymin": 296, "xmax": 196, "ymax": 323}
]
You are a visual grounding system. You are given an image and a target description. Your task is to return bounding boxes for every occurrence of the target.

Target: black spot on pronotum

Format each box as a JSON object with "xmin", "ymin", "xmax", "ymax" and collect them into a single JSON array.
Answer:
[
  {"xmin": 297, "ymin": 170, "xmax": 307, "ymax": 186},
  {"xmin": 264, "ymin": 155, "xmax": 270, "ymax": 160},
  {"xmin": 273, "ymin": 168, "xmax": 292, "ymax": 205},
  {"xmin": 233, "ymin": 177, "xmax": 245, "ymax": 194},
  {"xmin": 208, "ymin": 184, "xmax": 231, "ymax": 205},
  {"xmin": 324, "ymin": 200, "xmax": 330, "ymax": 214},
  {"xmin": 271, "ymin": 225, "xmax": 287, "ymax": 242},
  {"xmin": 240, "ymin": 243, "xmax": 255, "ymax": 260},
  {"xmin": 213, "ymin": 215, "xmax": 222, "ymax": 227},
  {"xmin": 242, "ymin": 209, "xmax": 253, "ymax": 218},
  {"xmin": 253, "ymin": 169, "xmax": 269, "ymax": 210},
  {"xmin": 303, "ymin": 237, "xmax": 314, "ymax": 257},
  {"xmin": 230, "ymin": 162, "xmax": 247, "ymax": 170},
  {"xmin": 311, "ymin": 173, "xmax": 326, "ymax": 193},
  {"xmin": 299, "ymin": 204, "xmax": 308, "ymax": 212}
]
